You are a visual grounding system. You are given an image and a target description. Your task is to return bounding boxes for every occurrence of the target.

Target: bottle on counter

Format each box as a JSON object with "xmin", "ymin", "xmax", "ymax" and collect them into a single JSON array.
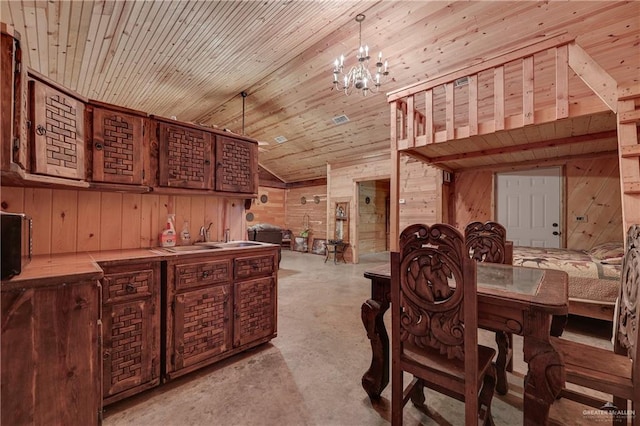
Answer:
[
  {"xmin": 180, "ymin": 221, "xmax": 191, "ymax": 245},
  {"xmin": 160, "ymin": 215, "xmax": 176, "ymax": 247}
]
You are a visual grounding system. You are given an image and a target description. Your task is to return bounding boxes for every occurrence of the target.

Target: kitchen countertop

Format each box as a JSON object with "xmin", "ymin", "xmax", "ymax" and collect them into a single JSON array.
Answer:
[{"xmin": 1, "ymin": 242, "xmax": 278, "ymax": 289}]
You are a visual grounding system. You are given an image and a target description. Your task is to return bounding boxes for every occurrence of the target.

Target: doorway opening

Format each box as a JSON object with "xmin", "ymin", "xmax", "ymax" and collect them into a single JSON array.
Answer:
[{"xmin": 357, "ymin": 179, "xmax": 391, "ymax": 258}]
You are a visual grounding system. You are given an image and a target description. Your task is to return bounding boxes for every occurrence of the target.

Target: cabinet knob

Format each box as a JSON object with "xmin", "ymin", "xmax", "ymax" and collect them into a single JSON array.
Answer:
[
  {"xmin": 36, "ymin": 125, "xmax": 46, "ymax": 136},
  {"xmin": 204, "ymin": 159, "xmax": 211, "ymax": 165},
  {"xmin": 125, "ymin": 284, "xmax": 136, "ymax": 293},
  {"xmin": 103, "ymin": 352, "xmax": 110, "ymax": 359},
  {"xmin": 202, "ymin": 271, "xmax": 209, "ymax": 278},
  {"xmin": 95, "ymin": 143, "xmax": 104, "ymax": 150}
]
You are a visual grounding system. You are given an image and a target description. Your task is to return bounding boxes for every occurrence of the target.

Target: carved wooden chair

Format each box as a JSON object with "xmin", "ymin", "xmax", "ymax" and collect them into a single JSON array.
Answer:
[
  {"xmin": 391, "ymin": 223, "xmax": 496, "ymax": 425},
  {"xmin": 465, "ymin": 221, "xmax": 514, "ymax": 395},
  {"xmin": 552, "ymin": 224, "xmax": 639, "ymax": 425}
]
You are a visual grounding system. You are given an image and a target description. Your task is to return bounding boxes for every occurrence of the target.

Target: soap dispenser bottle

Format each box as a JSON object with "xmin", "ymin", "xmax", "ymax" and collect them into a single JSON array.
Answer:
[
  {"xmin": 160, "ymin": 215, "xmax": 176, "ymax": 247},
  {"xmin": 180, "ymin": 221, "xmax": 191, "ymax": 245}
]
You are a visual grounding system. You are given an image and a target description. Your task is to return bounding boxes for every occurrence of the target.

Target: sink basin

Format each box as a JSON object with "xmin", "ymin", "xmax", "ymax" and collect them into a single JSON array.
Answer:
[
  {"xmin": 217, "ymin": 241, "xmax": 262, "ymax": 248},
  {"xmin": 165, "ymin": 245, "xmax": 222, "ymax": 253}
]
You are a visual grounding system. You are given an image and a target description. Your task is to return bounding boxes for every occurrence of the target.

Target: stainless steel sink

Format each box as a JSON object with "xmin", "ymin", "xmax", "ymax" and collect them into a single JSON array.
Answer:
[
  {"xmin": 165, "ymin": 245, "xmax": 222, "ymax": 253},
  {"xmin": 216, "ymin": 241, "xmax": 262, "ymax": 248}
]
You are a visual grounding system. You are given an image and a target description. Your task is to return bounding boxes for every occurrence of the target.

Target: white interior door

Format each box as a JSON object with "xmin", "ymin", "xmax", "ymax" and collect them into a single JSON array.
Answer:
[{"xmin": 496, "ymin": 167, "xmax": 562, "ymax": 248}]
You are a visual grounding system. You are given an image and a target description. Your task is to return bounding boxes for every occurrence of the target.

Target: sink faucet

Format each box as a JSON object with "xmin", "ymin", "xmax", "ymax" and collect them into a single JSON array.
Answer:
[
  {"xmin": 198, "ymin": 223, "xmax": 213, "ymax": 242},
  {"xmin": 224, "ymin": 228, "xmax": 230, "ymax": 243}
]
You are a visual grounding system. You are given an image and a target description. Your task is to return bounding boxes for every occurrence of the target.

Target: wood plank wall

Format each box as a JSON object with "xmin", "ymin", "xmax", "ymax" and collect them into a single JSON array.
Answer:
[
  {"xmin": 245, "ymin": 186, "xmax": 286, "ymax": 231},
  {"xmin": 284, "ymin": 185, "xmax": 327, "ymax": 245},
  {"xmin": 398, "ymin": 155, "xmax": 441, "ymax": 231},
  {"xmin": 358, "ymin": 180, "xmax": 390, "ymax": 254},
  {"xmin": 0, "ymin": 186, "xmax": 245, "ymax": 255},
  {"xmin": 328, "ymin": 154, "xmax": 437, "ymax": 261},
  {"xmin": 450, "ymin": 154, "xmax": 623, "ymax": 250}
]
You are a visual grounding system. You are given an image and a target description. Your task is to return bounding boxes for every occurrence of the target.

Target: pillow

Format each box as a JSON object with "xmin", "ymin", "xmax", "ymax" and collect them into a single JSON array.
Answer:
[{"xmin": 587, "ymin": 242, "xmax": 624, "ymax": 261}]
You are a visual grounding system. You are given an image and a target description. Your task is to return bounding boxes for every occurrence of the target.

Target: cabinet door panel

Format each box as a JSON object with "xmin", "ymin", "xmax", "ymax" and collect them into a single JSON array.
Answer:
[
  {"xmin": 172, "ymin": 284, "xmax": 231, "ymax": 369},
  {"xmin": 92, "ymin": 107, "xmax": 144, "ymax": 184},
  {"xmin": 102, "ymin": 298, "xmax": 154, "ymax": 397},
  {"xmin": 215, "ymin": 135, "xmax": 257, "ymax": 193},
  {"xmin": 30, "ymin": 80, "xmax": 85, "ymax": 179},
  {"xmin": 234, "ymin": 276, "xmax": 276, "ymax": 347},
  {"xmin": 158, "ymin": 123, "xmax": 212, "ymax": 189},
  {"xmin": 1, "ymin": 282, "xmax": 100, "ymax": 426}
]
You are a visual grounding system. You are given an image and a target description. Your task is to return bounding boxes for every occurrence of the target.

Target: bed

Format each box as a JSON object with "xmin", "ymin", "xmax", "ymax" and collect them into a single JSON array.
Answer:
[{"xmin": 512, "ymin": 242, "xmax": 624, "ymax": 321}]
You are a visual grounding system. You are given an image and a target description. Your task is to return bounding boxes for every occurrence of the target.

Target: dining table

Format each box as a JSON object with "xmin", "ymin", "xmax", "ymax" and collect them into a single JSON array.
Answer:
[{"xmin": 361, "ymin": 261, "xmax": 569, "ymax": 426}]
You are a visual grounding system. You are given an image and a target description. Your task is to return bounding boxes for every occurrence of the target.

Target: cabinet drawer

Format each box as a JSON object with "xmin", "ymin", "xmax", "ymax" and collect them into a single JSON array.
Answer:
[
  {"xmin": 234, "ymin": 254, "xmax": 275, "ymax": 280},
  {"xmin": 103, "ymin": 269, "xmax": 154, "ymax": 303},
  {"xmin": 175, "ymin": 259, "xmax": 231, "ymax": 291}
]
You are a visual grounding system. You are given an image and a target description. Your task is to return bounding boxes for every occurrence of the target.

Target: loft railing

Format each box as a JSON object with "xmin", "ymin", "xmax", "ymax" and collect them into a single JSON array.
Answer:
[{"xmin": 387, "ymin": 33, "xmax": 618, "ymax": 151}]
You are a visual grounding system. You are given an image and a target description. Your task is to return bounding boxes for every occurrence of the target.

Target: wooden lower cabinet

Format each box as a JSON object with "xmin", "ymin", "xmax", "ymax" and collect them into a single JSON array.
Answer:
[
  {"xmin": 100, "ymin": 261, "xmax": 161, "ymax": 405},
  {"xmin": 1, "ymin": 279, "xmax": 101, "ymax": 425},
  {"xmin": 165, "ymin": 248, "xmax": 278, "ymax": 380}
]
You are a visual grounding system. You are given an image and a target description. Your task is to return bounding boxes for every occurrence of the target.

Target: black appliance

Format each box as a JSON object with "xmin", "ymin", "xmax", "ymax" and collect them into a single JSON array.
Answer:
[{"xmin": 1, "ymin": 211, "xmax": 32, "ymax": 280}]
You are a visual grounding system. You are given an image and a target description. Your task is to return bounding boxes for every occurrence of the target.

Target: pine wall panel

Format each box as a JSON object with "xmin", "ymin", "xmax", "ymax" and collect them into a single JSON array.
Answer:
[
  {"xmin": 1, "ymin": 186, "xmax": 245, "ymax": 255},
  {"xmin": 451, "ymin": 154, "xmax": 623, "ymax": 250},
  {"xmin": 246, "ymin": 186, "xmax": 286, "ymax": 232}
]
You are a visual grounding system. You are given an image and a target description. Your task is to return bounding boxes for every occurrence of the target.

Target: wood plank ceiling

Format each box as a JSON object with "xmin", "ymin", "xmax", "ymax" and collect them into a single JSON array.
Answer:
[{"xmin": 2, "ymin": 1, "xmax": 639, "ymax": 183}]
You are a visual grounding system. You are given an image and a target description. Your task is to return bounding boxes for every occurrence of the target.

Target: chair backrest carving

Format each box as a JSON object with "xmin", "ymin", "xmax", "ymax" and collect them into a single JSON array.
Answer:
[
  {"xmin": 616, "ymin": 224, "xmax": 640, "ymax": 363},
  {"xmin": 396, "ymin": 223, "xmax": 476, "ymax": 361},
  {"xmin": 465, "ymin": 221, "xmax": 511, "ymax": 264}
]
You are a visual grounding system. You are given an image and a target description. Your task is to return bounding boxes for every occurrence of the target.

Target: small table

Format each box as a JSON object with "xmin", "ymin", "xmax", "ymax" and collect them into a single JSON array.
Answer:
[
  {"xmin": 324, "ymin": 241, "xmax": 348, "ymax": 264},
  {"xmin": 361, "ymin": 262, "xmax": 568, "ymax": 426}
]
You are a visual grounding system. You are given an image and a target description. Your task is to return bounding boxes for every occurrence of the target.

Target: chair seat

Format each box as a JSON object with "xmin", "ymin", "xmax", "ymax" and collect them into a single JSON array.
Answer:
[
  {"xmin": 551, "ymin": 337, "xmax": 634, "ymax": 400},
  {"xmin": 403, "ymin": 343, "xmax": 496, "ymax": 392}
]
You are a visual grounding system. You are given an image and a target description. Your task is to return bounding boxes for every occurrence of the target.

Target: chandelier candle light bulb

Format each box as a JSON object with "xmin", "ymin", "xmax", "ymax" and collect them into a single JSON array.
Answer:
[{"xmin": 331, "ymin": 13, "xmax": 389, "ymax": 96}]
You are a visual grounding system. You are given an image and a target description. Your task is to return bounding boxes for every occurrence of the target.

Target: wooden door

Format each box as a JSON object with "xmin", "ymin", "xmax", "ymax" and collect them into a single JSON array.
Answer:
[
  {"xmin": 92, "ymin": 106, "xmax": 145, "ymax": 184},
  {"xmin": 158, "ymin": 122, "xmax": 213, "ymax": 189},
  {"xmin": 496, "ymin": 167, "xmax": 562, "ymax": 247},
  {"xmin": 215, "ymin": 135, "xmax": 258, "ymax": 193},
  {"xmin": 233, "ymin": 276, "xmax": 276, "ymax": 347},
  {"xmin": 30, "ymin": 79, "xmax": 85, "ymax": 179},
  {"xmin": 171, "ymin": 284, "xmax": 231, "ymax": 370}
]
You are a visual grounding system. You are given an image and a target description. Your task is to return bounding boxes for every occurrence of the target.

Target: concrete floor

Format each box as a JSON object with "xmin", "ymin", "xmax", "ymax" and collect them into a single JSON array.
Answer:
[{"xmin": 103, "ymin": 250, "xmax": 615, "ymax": 426}]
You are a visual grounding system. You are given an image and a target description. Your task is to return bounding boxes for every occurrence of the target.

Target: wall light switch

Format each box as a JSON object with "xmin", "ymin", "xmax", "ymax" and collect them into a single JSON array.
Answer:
[
  {"xmin": 575, "ymin": 215, "xmax": 587, "ymax": 222},
  {"xmin": 399, "ymin": 199, "xmax": 406, "ymax": 204}
]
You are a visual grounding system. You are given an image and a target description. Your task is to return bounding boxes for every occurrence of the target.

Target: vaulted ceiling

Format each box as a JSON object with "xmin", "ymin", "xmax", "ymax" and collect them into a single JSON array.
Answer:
[{"xmin": 2, "ymin": 1, "xmax": 638, "ymax": 183}]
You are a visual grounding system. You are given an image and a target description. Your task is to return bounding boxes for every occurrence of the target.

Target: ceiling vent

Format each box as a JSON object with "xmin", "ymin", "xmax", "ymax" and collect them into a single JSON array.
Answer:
[
  {"xmin": 332, "ymin": 114, "xmax": 350, "ymax": 125},
  {"xmin": 274, "ymin": 135, "xmax": 288, "ymax": 144},
  {"xmin": 454, "ymin": 77, "xmax": 469, "ymax": 87}
]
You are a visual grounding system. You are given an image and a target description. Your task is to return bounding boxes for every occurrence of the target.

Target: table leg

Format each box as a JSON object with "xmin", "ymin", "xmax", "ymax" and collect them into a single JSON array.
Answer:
[
  {"xmin": 361, "ymin": 288, "xmax": 390, "ymax": 399},
  {"xmin": 495, "ymin": 331, "xmax": 512, "ymax": 395},
  {"xmin": 522, "ymin": 312, "xmax": 565, "ymax": 426}
]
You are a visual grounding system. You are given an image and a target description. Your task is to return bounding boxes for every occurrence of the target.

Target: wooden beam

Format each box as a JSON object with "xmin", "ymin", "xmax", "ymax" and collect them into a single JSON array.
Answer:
[
  {"xmin": 407, "ymin": 95, "xmax": 415, "ymax": 148},
  {"xmin": 621, "ymin": 145, "xmax": 640, "ymax": 158},
  {"xmin": 427, "ymin": 130, "xmax": 617, "ymax": 163},
  {"xmin": 555, "ymin": 45, "xmax": 569, "ymax": 119},
  {"xmin": 568, "ymin": 42, "xmax": 618, "ymax": 113},
  {"xmin": 390, "ymin": 102, "xmax": 400, "ymax": 252},
  {"xmin": 468, "ymin": 74, "xmax": 478, "ymax": 135},
  {"xmin": 425, "ymin": 89, "xmax": 434, "ymax": 144},
  {"xmin": 522, "ymin": 56, "xmax": 534, "ymax": 125},
  {"xmin": 494, "ymin": 66, "xmax": 505, "ymax": 131},
  {"xmin": 445, "ymin": 82, "xmax": 455, "ymax": 139}
]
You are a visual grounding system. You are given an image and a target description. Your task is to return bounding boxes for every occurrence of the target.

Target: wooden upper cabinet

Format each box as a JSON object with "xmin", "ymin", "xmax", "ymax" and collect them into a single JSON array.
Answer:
[
  {"xmin": 90, "ymin": 102, "xmax": 145, "ymax": 185},
  {"xmin": 157, "ymin": 120, "xmax": 213, "ymax": 189},
  {"xmin": 215, "ymin": 135, "xmax": 258, "ymax": 194},
  {"xmin": 1, "ymin": 25, "xmax": 28, "ymax": 172},
  {"xmin": 29, "ymin": 79, "xmax": 85, "ymax": 180}
]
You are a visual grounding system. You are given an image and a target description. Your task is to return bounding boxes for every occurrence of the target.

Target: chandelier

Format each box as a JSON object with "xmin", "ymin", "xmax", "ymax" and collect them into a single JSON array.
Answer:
[{"xmin": 332, "ymin": 14, "xmax": 389, "ymax": 96}]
